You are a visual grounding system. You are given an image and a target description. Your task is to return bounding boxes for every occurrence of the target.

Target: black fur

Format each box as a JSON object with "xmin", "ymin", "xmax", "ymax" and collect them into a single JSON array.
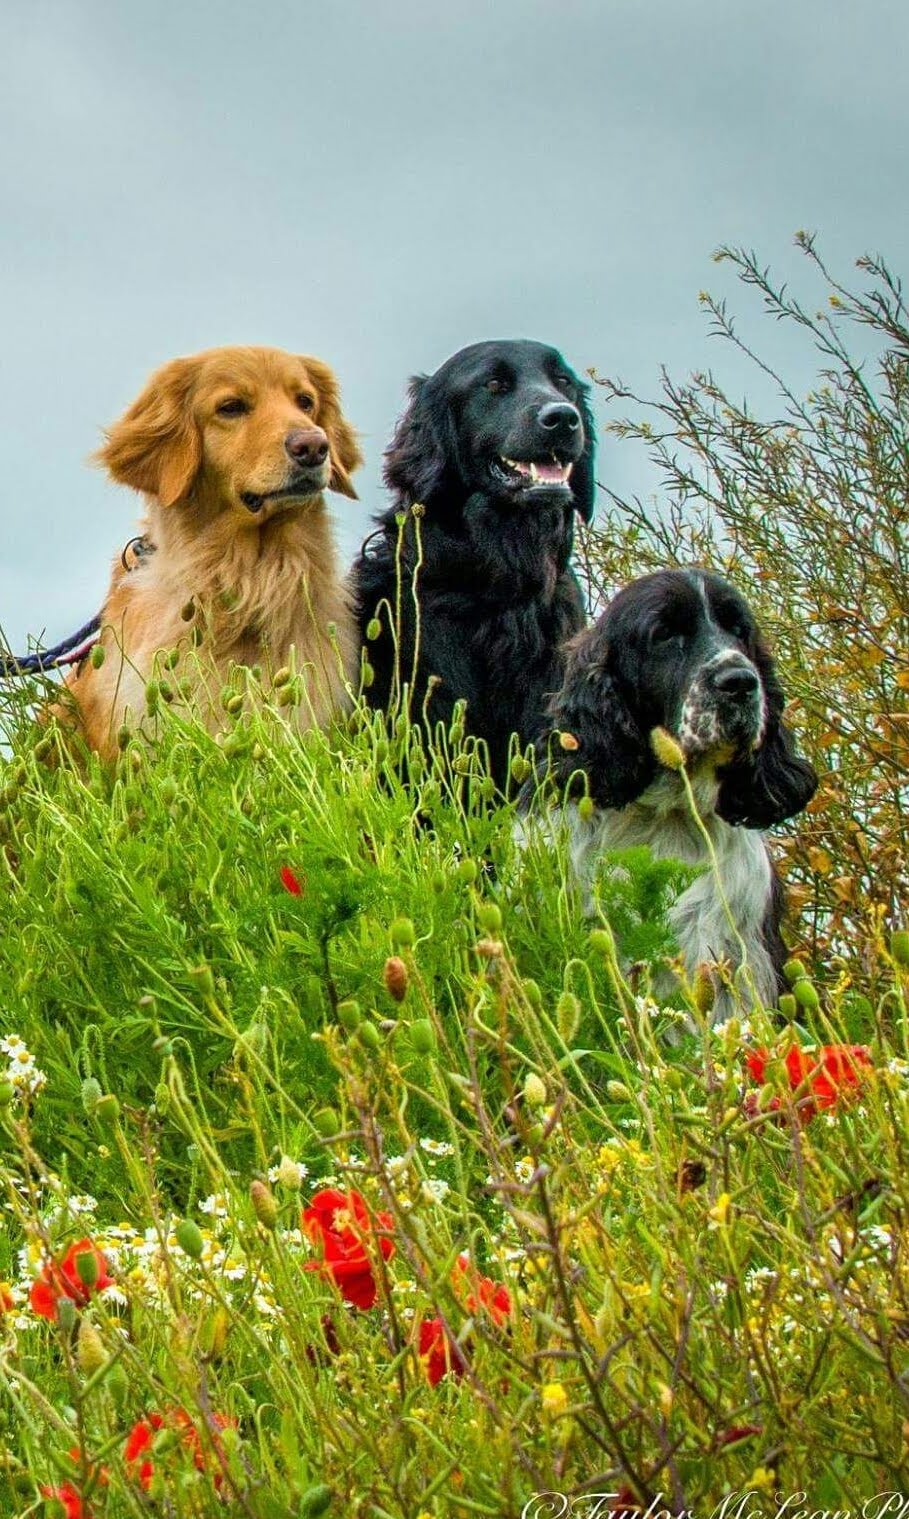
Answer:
[
  {"xmin": 352, "ymin": 340, "xmax": 596, "ymax": 786},
  {"xmin": 524, "ymin": 569, "xmax": 818, "ymax": 1002}
]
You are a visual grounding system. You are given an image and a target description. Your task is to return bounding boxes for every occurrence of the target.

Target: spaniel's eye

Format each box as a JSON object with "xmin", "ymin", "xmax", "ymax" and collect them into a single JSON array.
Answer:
[
  {"xmin": 486, "ymin": 377, "xmax": 510, "ymax": 395},
  {"xmin": 295, "ymin": 393, "xmax": 315, "ymax": 413},
  {"xmin": 716, "ymin": 606, "xmax": 749, "ymax": 641},
  {"xmin": 216, "ymin": 398, "xmax": 249, "ymax": 417},
  {"xmin": 651, "ymin": 623, "xmax": 685, "ymax": 647},
  {"xmin": 554, "ymin": 374, "xmax": 574, "ymax": 391}
]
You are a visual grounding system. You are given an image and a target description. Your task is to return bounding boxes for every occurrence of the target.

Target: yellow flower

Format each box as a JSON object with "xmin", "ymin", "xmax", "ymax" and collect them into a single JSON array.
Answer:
[
  {"xmin": 541, "ymin": 1382, "xmax": 569, "ymax": 1417},
  {"xmin": 707, "ymin": 1192, "xmax": 731, "ymax": 1228},
  {"xmin": 748, "ymin": 1466, "xmax": 776, "ymax": 1493}
]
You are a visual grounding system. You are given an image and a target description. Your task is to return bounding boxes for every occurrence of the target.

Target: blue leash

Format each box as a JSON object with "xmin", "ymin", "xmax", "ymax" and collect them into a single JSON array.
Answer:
[{"xmin": 0, "ymin": 614, "xmax": 102, "ymax": 677}]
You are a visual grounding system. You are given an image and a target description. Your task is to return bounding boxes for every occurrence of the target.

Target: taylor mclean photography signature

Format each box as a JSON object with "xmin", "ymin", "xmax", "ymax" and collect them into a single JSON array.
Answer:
[{"xmin": 521, "ymin": 1494, "xmax": 909, "ymax": 1519}]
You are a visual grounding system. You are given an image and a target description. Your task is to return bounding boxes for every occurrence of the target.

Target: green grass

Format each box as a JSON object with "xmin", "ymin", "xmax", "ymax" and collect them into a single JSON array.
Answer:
[{"xmin": 1, "ymin": 680, "xmax": 908, "ymax": 1517}]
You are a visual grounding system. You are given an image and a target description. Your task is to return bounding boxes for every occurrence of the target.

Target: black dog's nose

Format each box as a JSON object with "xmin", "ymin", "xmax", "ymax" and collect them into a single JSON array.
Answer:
[
  {"xmin": 285, "ymin": 427, "xmax": 329, "ymax": 466},
  {"xmin": 714, "ymin": 664, "xmax": 759, "ymax": 696},
  {"xmin": 537, "ymin": 402, "xmax": 581, "ymax": 437}
]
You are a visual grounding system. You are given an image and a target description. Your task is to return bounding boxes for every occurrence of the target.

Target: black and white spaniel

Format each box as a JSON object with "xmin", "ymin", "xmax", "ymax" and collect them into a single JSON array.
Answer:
[{"xmin": 523, "ymin": 569, "xmax": 818, "ymax": 1017}]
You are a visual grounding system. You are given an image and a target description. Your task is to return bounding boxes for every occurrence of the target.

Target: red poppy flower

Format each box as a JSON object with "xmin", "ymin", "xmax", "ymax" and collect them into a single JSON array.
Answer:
[
  {"xmin": 302, "ymin": 1188, "xmax": 395, "ymax": 1311},
  {"xmin": 280, "ymin": 866, "xmax": 304, "ymax": 897},
  {"xmin": 30, "ymin": 1238, "xmax": 114, "ymax": 1321},
  {"xmin": 418, "ymin": 1316, "xmax": 467, "ymax": 1386},
  {"xmin": 0, "ymin": 1284, "xmax": 15, "ymax": 1314},
  {"xmin": 454, "ymin": 1255, "xmax": 512, "ymax": 1326},
  {"xmin": 746, "ymin": 1043, "xmax": 872, "ymax": 1121},
  {"xmin": 40, "ymin": 1482, "xmax": 87, "ymax": 1519},
  {"xmin": 124, "ymin": 1407, "xmax": 231, "ymax": 1492}
]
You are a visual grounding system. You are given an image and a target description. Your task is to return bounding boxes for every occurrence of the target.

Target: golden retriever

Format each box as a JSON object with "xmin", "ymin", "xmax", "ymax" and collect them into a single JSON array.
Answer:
[{"xmin": 63, "ymin": 345, "xmax": 362, "ymax": 758}]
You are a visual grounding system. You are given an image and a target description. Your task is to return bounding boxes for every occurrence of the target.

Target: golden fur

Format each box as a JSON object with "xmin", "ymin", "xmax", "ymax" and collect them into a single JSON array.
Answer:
[{"xmin": 62, "ymin": 346, "xmax": 362, "ymax": 758}]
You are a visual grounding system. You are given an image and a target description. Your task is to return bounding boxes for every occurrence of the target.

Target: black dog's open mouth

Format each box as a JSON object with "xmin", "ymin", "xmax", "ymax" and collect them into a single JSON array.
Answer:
[{"xmin": 489, "ymin": 456, "xmax": 574, "ymax": 492}]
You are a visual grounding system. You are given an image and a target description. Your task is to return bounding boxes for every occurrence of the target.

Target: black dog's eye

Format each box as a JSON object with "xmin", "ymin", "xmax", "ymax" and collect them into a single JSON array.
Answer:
[
  {"xmin": 295, "ymin": 393, "xmax": 315, "ymax": 413},
  {"xmin": 486, "ymin": 377, "xmax": 510, "ymax": 395},
  {"xmin": 554, "ymin": 374, "xmax": 575, "ymax": 391},
  {"xmin": 651, "ymin": 622, "xmax": 686, "ymax": 647},
  {"xmin": 216, "ymin": 398, "xmax": 249, "ymax": 417},
  {"xmin": 716, "ymin": 605, "xmax": 749, "ymax": 641}
]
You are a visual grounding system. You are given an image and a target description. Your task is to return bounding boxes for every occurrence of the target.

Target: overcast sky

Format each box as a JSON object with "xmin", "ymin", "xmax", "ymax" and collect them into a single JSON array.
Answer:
[{"xmin": 1, "ymin": 0, "xmax": 907, "ymax": 651}]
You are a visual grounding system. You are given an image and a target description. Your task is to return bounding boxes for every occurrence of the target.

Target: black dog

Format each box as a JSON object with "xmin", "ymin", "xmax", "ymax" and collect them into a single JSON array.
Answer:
[
  {"xmin": 522, "ymin": 570, "xmax": 818, "ymax": 1016},
  {"xmin": 352, "ymin": 340, "xmax": 596, "ymax": 786}
]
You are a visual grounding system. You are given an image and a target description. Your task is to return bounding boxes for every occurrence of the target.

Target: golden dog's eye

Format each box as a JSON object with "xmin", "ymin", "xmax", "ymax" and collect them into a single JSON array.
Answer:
[
  {"xmin": 216, "ymin": 397, "xmax": 249, "ymax": 417},
  {"xmin": 295, "ymin": 393, "xmax": 315, "ymax": 413}
]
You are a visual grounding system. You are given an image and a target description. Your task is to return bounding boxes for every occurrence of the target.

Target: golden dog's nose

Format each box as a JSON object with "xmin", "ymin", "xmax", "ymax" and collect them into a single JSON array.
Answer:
[{"xmin": 285, "ymin": 427, "xmax": 329, "ymax": 467}]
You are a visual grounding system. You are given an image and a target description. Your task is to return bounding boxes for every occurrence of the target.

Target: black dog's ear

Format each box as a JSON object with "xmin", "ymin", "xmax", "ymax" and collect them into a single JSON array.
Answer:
[
  {"xmin": 717, "ymin": 642, "xmax": 818, "ymax": 829},
  {"xmin": 522, "ymin": 628, "xmax": 654, "ymax": 810},
  {"xmin": 568, "ymin": 381, "xmax": 598, "ymax": 524},
  {"xmin": 383, "ymin": 375, "xmax": 458, "ymax": 505}
]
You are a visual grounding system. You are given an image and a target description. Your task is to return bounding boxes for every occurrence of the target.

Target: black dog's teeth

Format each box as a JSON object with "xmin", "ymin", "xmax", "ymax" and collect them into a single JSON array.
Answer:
[{"xmin": 492, "ymin": 457, "xmax": 574, "ymax": 488}]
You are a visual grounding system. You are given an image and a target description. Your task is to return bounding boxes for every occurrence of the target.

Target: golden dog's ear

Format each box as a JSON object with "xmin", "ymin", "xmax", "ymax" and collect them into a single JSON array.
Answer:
[
  {"xmin": 95, "ymin": 356, "xmax": 202, "ymax": 508},
  {"xmin": 301, "ymin": 355, "xmax": 363, "ymax": 500}
]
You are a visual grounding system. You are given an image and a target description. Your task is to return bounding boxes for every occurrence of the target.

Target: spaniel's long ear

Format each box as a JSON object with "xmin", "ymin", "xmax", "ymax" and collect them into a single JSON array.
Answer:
[
  {"xmin": 383, "ymin": 375, "xmax": 459, "ymax": 506},
  {"xmin": 301, "ymin": 355, "xmax": 362, "ymax": 501},
  {"xmin": 95, "ymin": 356, "xmax": 202, "ymax": 508},
  {"xmin": 717, "ymin": 643, "xmax": 818, "ymax": 829},
  {"xmin": 568, "ymin": 380, "xmax": 598, "ymax": 525},
  {"xmin": 524, "ymin": 628, "xmax": 655, "ymax": 810}
]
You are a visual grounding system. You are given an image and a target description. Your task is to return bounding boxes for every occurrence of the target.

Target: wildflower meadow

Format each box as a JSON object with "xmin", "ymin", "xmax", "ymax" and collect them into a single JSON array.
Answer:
[{"xmin": 1, "ymin": 242, "xmax": 908, "ymax": 1517}]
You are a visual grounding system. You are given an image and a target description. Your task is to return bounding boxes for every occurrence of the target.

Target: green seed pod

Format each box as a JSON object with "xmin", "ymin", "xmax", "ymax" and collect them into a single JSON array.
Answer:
[
  {"xmin": 409, "ymin": 1018, "xmax": 436, "ymax": 1055},
  {"xmin": 180, "ymin": 598, "xmax": 196, "ymax": 622},
  {"xmin": 276, "ymin": 683, "xmax": 296, "ymax": 707},
  {"xmin": 106, "ymin": 1360, "xmax": 129, "ymax": 1409},
  {"xmin": 128, "ymin": 747, "xmax": 143, "ymax": 773},
  {"xmin": 607, "ymin": 1079, "xmax": 632, "ymax": 1102},
  {"xmin": 77, "ymin": 1318, "xmax": 106, "ymax": 1375},
  {"xmin": 758, "ymin": 1081, "xmax": 778, "ymax": 1111},
  {"xmin": 793, "ymin": 978, "xmax": 820, "ymax": 1011},
  {"xmin": 523, "ymin": 1072, "xmax": 547, "ymax": 1107},
  {"xmin": 93, "ymin": 1094, "xmax": 120, "ymax": 1127},
  {"xmin": 313, "ymin": 1106, "xmax": 340, "ymax": 1138},
  {"xmin": 356, "ymin": 1020, "xmax": 382, "ymax": 1052},
  {"xmin": 477, "ymin": 901, "xmax": 503, "ymax": 933},
  {"xmin": 455, "ymin": 858, "xmax": 478, "ymax": 886},
  {"xmin": 556, "ymin": 991, "xmax": 581, "ymax": 1043},
  {"xmin": 81, "ymin": 1077, "xmax": 102, "ymax": 1114},
  {"xmin": 273, "ymin": 665, "xmax": 292, "ymax": 688},
  {"xmin": 90, "ymin": 643, "xmax": 106, "ymax": 669},
  {"xmin": 117, "ymin": 725, "xmax": 131, "ymax": 751},
  {"xmin": 57, "ymin": 1298, "xmax": 78, "ymax": 1334},
  {"xmin": 783, "ymin": 958, "xmax": 807, "ymax": 985},
  {"xmin": 145, "ymin": 680, "xmax": 160, "ymax": 714},
  {"xmin": 225, "ymin": 693, "xmax": 244, "ymax": 715},
  {"xmin": 588, "ymin": 929, "xmax": 613, "ymax": 956},
  {"xmin": 891, "ymin": 930, "xmax": 909, "ymax": 967},
  {"xmin": 692, "ymin": 967, "xmax": 715, "ymax": 1015},
  {"xmin": 452, "ymin": 753, "xmax": 470, "ymax": 776},
  {"xmin": 365, "ymin": 617, "xmax": 382, "ymax": 641},
  {"xmin": 778, "ymin": 993, "xmax": 797, "ymax": 1020},
  {"xmin": 0, "ymin": 1080, "xmax": 15, "ymax": 1107},
  {"xmin": 250, "ymin": 1179, "xmax": 278, "ymax": 1230},
  {"xmin": 300, "ymin": 1483, "xmax": 333, "ymax": 1517},
  {"xmin": 175, "ymin": 1219, "xmax": 205, "ymax": 1259},
  {"xmin": 164, "ymin": 647, "xmax": 180, "ymax": 670},
  {"xmin": 153, "ymin": 1082, "xmax": 170, "ymax": 1113},
  {"xmin": 361, "ymin": 662, "xmax": 375, "ymax": 689},
  {"xmin": 431, "ymin": 869, "xmax": 448, "ymax": 894},
  {"xmin": 389, "ymin": 917, "xmax": 416, "ymax": 949},
  {"xmin": 577, "ymin": 795, "xmax": 595, "ymax": 823},
  {"xmin": 73, "ymin": 1246, "xmax": 100, "ymax": 1289},
  {"xmin": 510, "ymin": 755, "xmax": 531, "ymax": 785},
  {"xmin": 337, "ymin": 999, "xmax": 361, "ymax": 1032},
  {"xmin": 664, "ymin": 1067, "xmax": 683, "ymax": 1091},
  {"xmin": 190, "ymin": 964, "xmax": 215, "ymax": 998},
  {"xmin": 523, "ymin": 978, "xmax": 543, "ymax": 1009}
]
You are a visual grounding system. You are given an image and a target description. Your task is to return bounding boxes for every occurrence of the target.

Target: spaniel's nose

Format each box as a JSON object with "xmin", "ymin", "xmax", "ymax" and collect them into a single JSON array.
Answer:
[
  {"xmin": 714, "ymin": 664, "xmax": 759, "ymax": 696},
  {"xmin": 537, "ymin": 402, "xmax": 581, "ymax": 439},
  {"xmin": 285, "ymin": 427, "xmax": 329, "ymax": 466}
]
